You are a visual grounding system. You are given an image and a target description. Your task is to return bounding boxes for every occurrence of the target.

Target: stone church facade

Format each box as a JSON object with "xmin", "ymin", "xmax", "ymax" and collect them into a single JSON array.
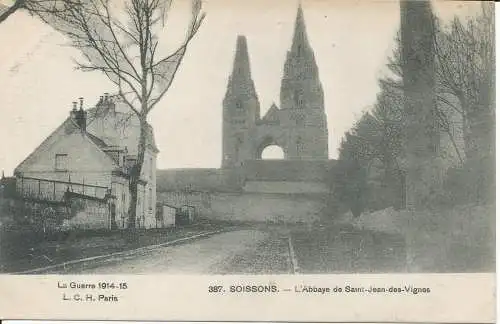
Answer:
[{"xmin": 222, "ymin": 5, "xmax": 329, "ymax": 168}]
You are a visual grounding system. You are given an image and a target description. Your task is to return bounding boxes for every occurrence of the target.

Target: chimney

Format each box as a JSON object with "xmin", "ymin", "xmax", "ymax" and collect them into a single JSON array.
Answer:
[
  {"xmin": 70, "ymin": 101, "xmax": 78, "ymax": 119},
  {"xmin": 73, "ymin": 98, "xmax": 87, "ymax": 131},
  {"xmin": 104, "ymin": 92, "xmax": 109, "ymax": 102}
]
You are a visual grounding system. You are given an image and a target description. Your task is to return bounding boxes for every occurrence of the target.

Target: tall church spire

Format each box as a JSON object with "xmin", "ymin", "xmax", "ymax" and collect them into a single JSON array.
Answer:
[
  {"xmin": 231, "ymin": 35, "xmax": 252, "ymax": 80},
  {"xmin": 291, "ymin": 3, "xmax": 310, "ymax": 55},
  {"xmin": 222, "ymin": 35, "xmax": 261, "ymax": 167},
  {"xmin": 280, "ymin": 4, "xmax": 324, "ymax": 112},
  {"xmin": 224, "ymin": 35, "xmax": 259, "ymax": 107},
  {"xmin": 278, "ymin": 4, "xmax": 328, "ymax": 160}
]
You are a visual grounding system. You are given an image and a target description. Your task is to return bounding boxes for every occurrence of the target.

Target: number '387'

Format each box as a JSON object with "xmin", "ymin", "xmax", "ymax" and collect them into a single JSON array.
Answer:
[{"xmin": 208, "ymin": 285, "xmax": 223, "ymax": 293}]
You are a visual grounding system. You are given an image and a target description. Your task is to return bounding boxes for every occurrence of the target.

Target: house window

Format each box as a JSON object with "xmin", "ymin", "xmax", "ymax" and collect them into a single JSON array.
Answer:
[{"xmin": 55, "ymin": 154, "xmax": 68, "ymax": 171}]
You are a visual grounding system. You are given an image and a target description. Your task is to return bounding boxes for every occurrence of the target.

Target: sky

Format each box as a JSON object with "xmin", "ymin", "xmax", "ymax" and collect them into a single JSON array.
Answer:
[{"xmin": 0, "ymin": 0, "xmax": 481, "ymax": 175}]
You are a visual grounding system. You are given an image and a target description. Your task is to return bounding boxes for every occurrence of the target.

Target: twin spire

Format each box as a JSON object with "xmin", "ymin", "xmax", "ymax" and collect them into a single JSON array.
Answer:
[
  {"xmin": 230, "ymin": 4, "xmax": 310, "ymax": 79},
  {"xmin": 226, "ymin": 3, "xmax": 316, "ymax": 112}
]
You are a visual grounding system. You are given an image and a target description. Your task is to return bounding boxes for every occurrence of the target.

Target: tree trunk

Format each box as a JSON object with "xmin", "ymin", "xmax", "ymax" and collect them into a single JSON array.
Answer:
[
  {"xmin": 126, "ymin": 115, "xmax": 148, "ymax": 241},
  {"xmin": 382, "ymin": 155, "xmax": 401, "ymax": 209}
]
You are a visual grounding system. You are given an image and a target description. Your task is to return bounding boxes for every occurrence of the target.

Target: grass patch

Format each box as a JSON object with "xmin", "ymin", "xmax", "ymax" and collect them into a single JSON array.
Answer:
[
  {"xmin": 352, "ymin": 204, "xmax": 495, "ymax": 272},
  {"xmin": 291, "ymin": 223, "xmax": 407, "ymax": 273}
]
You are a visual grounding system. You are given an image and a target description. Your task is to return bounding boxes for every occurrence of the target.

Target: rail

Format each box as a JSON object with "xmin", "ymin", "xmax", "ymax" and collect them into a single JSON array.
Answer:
[{"xmin": 17, "ymin": 176, "xmax": 109, "ymax": 202}]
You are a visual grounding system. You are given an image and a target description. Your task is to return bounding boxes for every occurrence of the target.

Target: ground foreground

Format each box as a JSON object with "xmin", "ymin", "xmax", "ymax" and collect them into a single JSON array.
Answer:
[
  {"xmin": 0, "ymin": 222, "xmax": 231, "ymax": 273},
  {"xmin": 290, "ymin": 224, "xmax": 407, "ymax": 273},
  {"xmin": 21, "ymin": 223, "xmax": 410, "ymax": 274},
  {"xmin": 1, "ymin": 204, "xmax": 494, "ymax": 274},
  {"xmin": 59, "ymin": 229, "xmax": 291, "ymax": 274},
  {"xmin": 350, "ymin": 204, "xmax": 495, "ymax": 272}
]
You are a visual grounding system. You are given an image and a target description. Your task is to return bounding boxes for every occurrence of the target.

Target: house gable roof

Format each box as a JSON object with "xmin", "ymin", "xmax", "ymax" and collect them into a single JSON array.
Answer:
[
  {"xmin": 15, "ymin": 95, "xmax": 159, "ymax": 175},
  {"xmin": 15, "ymin": 117, "xmax": 120, "ymax": 174},
  {"xmin": 15, "ymin": 117, "xmax": 73, "ymax": 174}
]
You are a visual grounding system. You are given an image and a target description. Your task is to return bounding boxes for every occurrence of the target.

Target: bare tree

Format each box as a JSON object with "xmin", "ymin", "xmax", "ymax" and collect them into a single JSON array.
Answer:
[
  {"xmin": 434, "ymin": 2, "xmax": 495, "ymax": 161},
  {"xmin": 386, "ymin": 27, "xmax": 468, "ymax": 166},
  {"xmin": 47, "ymin": 0, "xmax": 204, "ymax": 234},
  {"xmin": 0, "ymin": 0, "xmax": 74, "ymax": 24}
]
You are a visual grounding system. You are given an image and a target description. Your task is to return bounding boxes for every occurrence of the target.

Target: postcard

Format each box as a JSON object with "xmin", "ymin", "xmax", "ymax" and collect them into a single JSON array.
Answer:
[{"xmin": 0, "ymin": 0, "xmax": 495, "ymax": 322}]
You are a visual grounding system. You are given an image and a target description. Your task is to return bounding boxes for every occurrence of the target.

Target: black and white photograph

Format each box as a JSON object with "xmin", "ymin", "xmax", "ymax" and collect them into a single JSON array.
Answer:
[{"xmin": 0, "ymin": 0, "xmax": 495, "ymax": 280}]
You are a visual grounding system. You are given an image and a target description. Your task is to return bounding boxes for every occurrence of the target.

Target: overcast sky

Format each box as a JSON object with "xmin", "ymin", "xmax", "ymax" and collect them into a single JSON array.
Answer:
[{"xmin": 0, "ymin": 0, "xmax": 480, "ymax": 175}]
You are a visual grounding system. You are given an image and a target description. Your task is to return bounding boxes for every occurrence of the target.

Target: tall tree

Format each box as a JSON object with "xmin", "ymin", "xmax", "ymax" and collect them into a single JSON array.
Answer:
[
  {"xmin": 334, "ymin": 81, "xmax": 405, "ymax": 213},
  {"xmin": 335, "ymin": 1, "xmax": 493, "ymax": 211},
  {"xmin": 400, "ymin": 0, "xmax": 441, "ymax": 210},
  {"xmin": 47, "ymin": 0, "xmax": 205, "ymax": 234},
  {"xmin": 334, "ymin": 133, "xmax": 368, "ymax": 218}
]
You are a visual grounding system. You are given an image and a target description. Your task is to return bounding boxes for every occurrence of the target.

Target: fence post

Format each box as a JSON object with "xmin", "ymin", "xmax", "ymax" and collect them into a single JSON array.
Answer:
[
  {"xmin": 53, "ymin": 182, "xmax": 56, "ymax": 201},
  {"xmin": 38, "ymin": 179, "xmax": 41, "ymax": 197}
]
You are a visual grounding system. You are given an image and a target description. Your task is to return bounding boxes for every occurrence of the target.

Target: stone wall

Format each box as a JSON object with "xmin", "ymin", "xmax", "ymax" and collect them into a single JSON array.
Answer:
[
  {"xmin": 209, "ymin": 192, "xmax": 325, "ymax": 223},
  {"xmin": 156, "ymin": 159, "xmax": 335, "ymax": 223},
  {"xmin": 62, "ymin": 198, "xmax": 110, "ymax": 230},
  {"xmin": 158, "ymin": 190, "xmax": 326, "ymax": 223},
  {"xmin": 242, "ymin": 160, "xmax": 334, "ymax": 182},
  {"xmin": 157, "ymin": 168, "xmax": 241, "ymax": 192},
  {"xmin": 157, "ymin": 191, "xmax": 211, "ymax": 217},
  {"xmin": 243, "ymin": 181, "xmax": 328, "ymax": 194}
]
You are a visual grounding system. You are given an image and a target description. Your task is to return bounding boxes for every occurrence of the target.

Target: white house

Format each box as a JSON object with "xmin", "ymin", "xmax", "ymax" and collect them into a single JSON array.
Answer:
[{"xmin": 14, "ymin": 93, "xmax": 158, "ymax": 230}]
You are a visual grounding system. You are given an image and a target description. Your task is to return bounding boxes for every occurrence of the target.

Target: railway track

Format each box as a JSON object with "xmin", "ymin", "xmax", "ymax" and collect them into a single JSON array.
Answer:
[{"xmin": 287, "ymin": 234, "xmax": 300, "ymax": 274}]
